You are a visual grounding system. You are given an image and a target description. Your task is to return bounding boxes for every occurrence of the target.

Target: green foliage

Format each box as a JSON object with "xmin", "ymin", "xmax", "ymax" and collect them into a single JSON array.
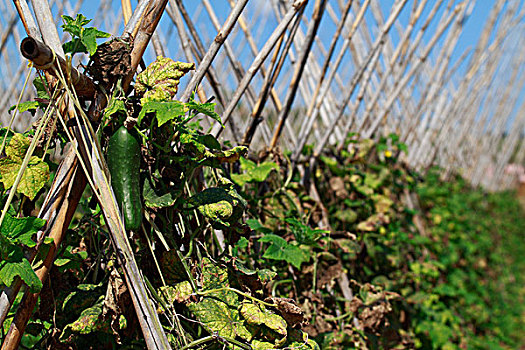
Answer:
[
  {"xmin": 61, "ymin": 14, "xmax": 110, "ymax": 56},
  {"xmin": 0, "ymin": 213, "xmax": 45, "ymax": 292},
  {"xmin": 258, "ymin": 233, "xmax": 310, "ymax": 269},
  {"xmin": 231, "ymin": 156, "xmax": 279, "ymax": 186},
  {"xmin": 137, "ymin": 100, "xmax": 186, "ymax": 126},
  {"xmin": 8, "ymin": 101, "xmax": 40, "ymax": 115}
]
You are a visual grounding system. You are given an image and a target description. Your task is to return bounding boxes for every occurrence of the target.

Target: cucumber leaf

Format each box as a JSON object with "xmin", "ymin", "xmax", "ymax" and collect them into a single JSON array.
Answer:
[
  {"xmin": 258, "ymin": 234, "xmax": 310, "ymax": 269},
  {"xmin": 0, "ymin": 247, "xmax": 42, "ymax": 293},
  {"xmin": 137, "ymin": 101, "xmax": 186, "ymax": 127},
  {"xmin": 0, "ymin": 133, "xmax": 50, "ymax": 200}
]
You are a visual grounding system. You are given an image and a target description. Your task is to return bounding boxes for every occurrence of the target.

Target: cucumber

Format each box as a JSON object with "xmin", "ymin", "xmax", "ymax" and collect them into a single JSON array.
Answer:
[{"xmin": 107, "ymin": 126, "xmax": 142, "ymax": 231}]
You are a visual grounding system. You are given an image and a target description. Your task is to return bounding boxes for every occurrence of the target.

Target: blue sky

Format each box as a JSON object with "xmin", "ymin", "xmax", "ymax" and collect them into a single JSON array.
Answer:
[
  {"xmin": 49, "ymin": 0, "xmax": 525, "ymax": 132},
  {"xmin": 73, "ymin": 0, "xmax": 500, "ymax": 76}
]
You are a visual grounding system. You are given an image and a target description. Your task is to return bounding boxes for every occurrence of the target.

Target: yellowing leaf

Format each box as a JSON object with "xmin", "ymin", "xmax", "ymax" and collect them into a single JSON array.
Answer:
[
  {"xmin": 240, "ymin": 302, "xmax": 287, "ymax": 338},
  {"xmin": 0, "ymin": 133, "xmax": 50, "ymax": 200},
  {"xmin": 135, "ymin": 56, "xmax": 194, "ymax": 104},
  {"xmin": 0, "ymin": 155, "xmax": 50, "ymax": 200},
  {"xmin": 5, "ymin": 133, "xmax": 29, "ymax": 159},
  {"xmin": 188, "ymin": 298, "xmax": 244, "ymax": 339}
]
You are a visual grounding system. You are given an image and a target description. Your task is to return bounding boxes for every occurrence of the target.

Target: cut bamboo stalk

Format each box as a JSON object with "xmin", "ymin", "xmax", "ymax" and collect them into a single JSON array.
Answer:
[
  {"xmin": 20, "ymin": 36, "xmax": 96, "ymax": 97},
  {"xmin": 291, "ymin": 0, "xmax": 353, "ymax": 158},
  {"xmin": 293, "ymin": 0, "xmax": 370, "ymax": 157},
  {"xmin": 241, "ymin": 12, "xmax": 299, "ymax": 146},
  {"xmin": 339, "ymin": 0, "xmax": 428, "ymax": 150},
  {"xmin": 403, "ymin": 2, "xmax": 471, "ymax": 164},
  {"xmin": 169, "ymin": 0, "xmax": 245, "ymax": 141},
  {"xmin": 164, "ymin": 2, "xmax": 207, "ymax": 104}
]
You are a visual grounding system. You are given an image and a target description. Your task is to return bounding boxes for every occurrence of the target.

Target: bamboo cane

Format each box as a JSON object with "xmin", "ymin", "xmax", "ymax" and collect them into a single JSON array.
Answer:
[
  {"xmin": 269, "ymin": 0, "xmax": 327, "ymax": 148},
  {"xmin": 361, "ymin": 2, "xmax": 463, "ymax": 140},
  {"xmin": 311, "ymin": 0, "xmax": 408, "ymax": 158},
  {"xmin": 210, "ymin": 0, "xmax": 308, "ymax": 138}
]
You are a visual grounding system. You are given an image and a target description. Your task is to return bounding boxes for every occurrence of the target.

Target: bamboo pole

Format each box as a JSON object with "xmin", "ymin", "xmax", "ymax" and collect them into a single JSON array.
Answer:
[
  {"xmin": 168, "ymin": 0, "xmax": 244, "ymax": 142},
  {"xmin": 241, "ymin": 11, "xmax": 300, "ymax": 146},
  {"xmin": 338, "ymin": 0, "xmax": 428, "ymax": 150},
  {"xmin": 293, "ymin": 0, "xmax": 370, "ymax": 159},
  {"xmin": 361, "ymin": 2, "xmax": 464, "ymax": 139},
  {"xmin": 269, "ymin": 0, "xmax": 327, "ymax": 148},
  {"xmin": 180, "ymin": 0, "xmax": 249, "ymax": 102},
  {"xmin": 291, "ymin": 0, "xmax": 353, "ymax": 157},
  {"xmin": 311, "ymin": 0, "xmax": 408, "ymax": 158},
  {"xmin": 210, "ymin": 0, "xmax": 308, "ymax": 137}
]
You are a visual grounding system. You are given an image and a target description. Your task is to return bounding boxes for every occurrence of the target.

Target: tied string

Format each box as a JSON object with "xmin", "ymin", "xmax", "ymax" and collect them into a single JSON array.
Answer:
[{"xmin": 34, "ymin": 49, "xmax": 85, "ymax": 91}]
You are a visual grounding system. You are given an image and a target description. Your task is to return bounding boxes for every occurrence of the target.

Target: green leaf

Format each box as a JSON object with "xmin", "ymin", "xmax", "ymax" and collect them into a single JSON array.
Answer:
[
  {"xmin": 0, "ymin": 212, "xmax": 45, "ymax": 247},
  {"xmin": 186, "ymin": 99, "xmax": 222, "ymax": 126},
  {"xmin": 54, "ymin": 246, "xmax": 88, "ymax": 272},
  {"xmin": 285, "ymin": 218, "xmax": 327, "ymax": 246},
  {"xmin": 142, "ymin": 179, "xmax": 178, "ymax": 209},
  {"xmin": 33, "ymin": 76, "xmax": 50, "ymax": 100},
  {"xmin": 81, "ymin": 28, "xmax": 97, "ymax": 55},
  {"xmin": 61, "ymin": 14, "xmax": 86, "ymax": 37},
  {"xmin": 246, "ymin": 219, "xmax": 273, "ymax": 234},
  {"xmin": 195, "ymin": 134, "xmax": 221, "ymax": 150},
  {"xmin": 61, "ymin": 15, "xmax": 109, "ymax": 56},
  {"xmin": 0, "ymin": 247, "xmax": 42, "ymax": 292},
  {"xmin": 137, "ymin": 101, "xmax": 185, "ymax": 126},
  {"xmin": 103, "ymin": 98, "xmax": 126, "ymax": 118},
  {"xmin": 179, "ymin": 133, "xmax": 222, "ymax": 157},
  {"xmin": 258, "ymin": 234, "xmax": 310, "ymax": 269},
  {"xmin": 81, "ymin": 27, "xmax": 109, "ymax": 56},
  {"xmin": 231, "ymin": 157, "xmax": 279, "ymax": 186},
  {"xmin": 9, "ymin": 101, "xmax": 39, "ymax": 115},
  {"xmin": 62, "ymin": 38, "xmax": 87, "ymax": 55}
]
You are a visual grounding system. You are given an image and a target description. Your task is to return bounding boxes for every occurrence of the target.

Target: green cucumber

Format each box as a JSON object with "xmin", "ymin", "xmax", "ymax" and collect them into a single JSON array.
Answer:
[{"xmin": 107, "ymin": 126, "xmax": 142, "ymax": 231}]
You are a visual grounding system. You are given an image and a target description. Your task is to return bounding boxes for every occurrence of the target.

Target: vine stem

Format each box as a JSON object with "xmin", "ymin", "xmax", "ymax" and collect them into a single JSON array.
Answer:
[
  {"xmin": 198, "ymin": 287, "xmax": 277, "ymax": 308},
  {"xmin": 180, "ymin": 335, "xmax": 252, "ymax": 350}
]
